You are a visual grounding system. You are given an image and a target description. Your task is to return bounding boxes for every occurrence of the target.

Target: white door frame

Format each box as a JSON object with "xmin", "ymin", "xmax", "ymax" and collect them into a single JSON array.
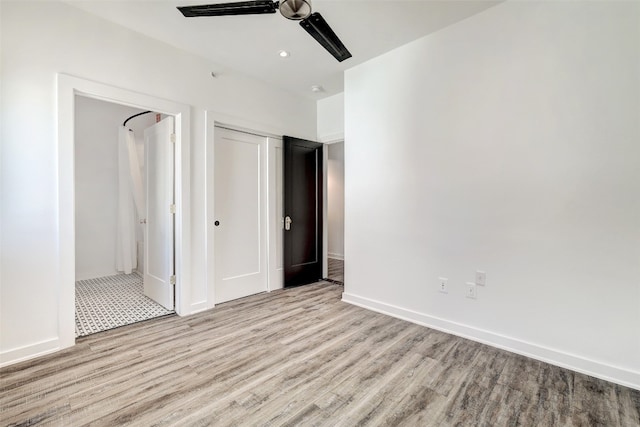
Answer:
[
  {"xmin": 57, "ymin": 74, "xmax": 191, "ymax": 350},
  {"xmin": 267, "ymin": 137, "xmax": 284, "ymax": 291}
]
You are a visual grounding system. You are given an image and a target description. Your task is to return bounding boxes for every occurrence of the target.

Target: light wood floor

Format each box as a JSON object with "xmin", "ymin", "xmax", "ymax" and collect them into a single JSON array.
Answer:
[
  {"xmin": 327, "ymin": 258, "xmax": 344, "ymax": 284},
  {"xmin": 1, "ymin": 282, "xmax": 639, "ymax": 426}
]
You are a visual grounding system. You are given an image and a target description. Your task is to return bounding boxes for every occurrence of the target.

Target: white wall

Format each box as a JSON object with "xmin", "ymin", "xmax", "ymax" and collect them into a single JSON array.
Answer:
[
  {"xmin": 343, "ymin": 1, "xmax": 640, "ymax": 389},
  {"xmin": 0, "ymin": 1, "xmax": 316, "ymax": 364},
  {"xmin": 327, "ymin": 142, "xmax": 344, "ymax": 260},
  {"xmin": 75, "ymin": 96, "xmax": 155, "ymax": 280},
  {"xmin": 317, "ymin": 93, "xmax": 345, "ymax": 143}
]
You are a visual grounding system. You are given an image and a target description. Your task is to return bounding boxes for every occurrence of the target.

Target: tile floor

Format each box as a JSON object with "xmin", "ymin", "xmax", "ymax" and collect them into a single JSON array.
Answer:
[{"xmin": 75, "ymin": 272, "xmax": 174, "ymax": 337}]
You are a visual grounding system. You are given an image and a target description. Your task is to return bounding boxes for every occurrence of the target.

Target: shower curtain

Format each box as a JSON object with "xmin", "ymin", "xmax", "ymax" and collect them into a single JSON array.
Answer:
[{"xmin": 116, "ymin": 126, "xmax": 145, "ymax": 274}]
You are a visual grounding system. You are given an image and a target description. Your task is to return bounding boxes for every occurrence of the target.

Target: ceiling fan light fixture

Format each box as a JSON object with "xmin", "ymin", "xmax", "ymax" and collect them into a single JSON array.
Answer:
[
  {"xmin": 178, "ymin": 1, "xmax": 351, "ymax": 63},
  {"xmin": 279, "ymin": 0, "xmax": 312, "ymax": 20}
]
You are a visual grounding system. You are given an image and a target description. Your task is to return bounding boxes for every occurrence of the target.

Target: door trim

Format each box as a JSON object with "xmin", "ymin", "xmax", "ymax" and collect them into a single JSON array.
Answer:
[
  {"xmin": 267, "ymin": 138, "xmax": 285, "ymax": 291},
  {"xmin": 57, "ymin": 74, "xmax": 191, "ymax": 350}
]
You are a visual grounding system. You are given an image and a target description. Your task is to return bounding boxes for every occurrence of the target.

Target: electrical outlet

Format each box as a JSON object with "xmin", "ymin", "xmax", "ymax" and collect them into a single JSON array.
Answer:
[
  {"xmin": 466, "ymin": 282, "xmax": 477, "ymax": 299},
  {"xmin": 438, "ymin": 277, "xmax": 448, "ymax": 294},
  {"xmin": 475, "ymin": 270, "xmax": 486, "ymax": 286}
]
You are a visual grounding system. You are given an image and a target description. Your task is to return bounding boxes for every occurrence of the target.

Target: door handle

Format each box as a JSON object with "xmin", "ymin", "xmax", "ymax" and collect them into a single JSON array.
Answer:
[{"xmin": 284, "ymin": 216, "xmax": 292, "ymax": 231}]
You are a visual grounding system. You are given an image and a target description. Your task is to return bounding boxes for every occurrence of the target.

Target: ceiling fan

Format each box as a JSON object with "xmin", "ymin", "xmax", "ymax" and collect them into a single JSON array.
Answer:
[{"xmin": 177, "ymin": 0, "xmax": 352, "ymax": 62}]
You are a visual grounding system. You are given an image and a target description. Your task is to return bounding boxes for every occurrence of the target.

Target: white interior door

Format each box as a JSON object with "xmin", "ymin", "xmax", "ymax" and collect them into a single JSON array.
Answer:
[
  {"xmin": 214, "ymin": 127, "xmax": 268, "ymax": 303},
  {"xmin": 144, "ymin": 116, "xmax": 175, "ymax": 310}
]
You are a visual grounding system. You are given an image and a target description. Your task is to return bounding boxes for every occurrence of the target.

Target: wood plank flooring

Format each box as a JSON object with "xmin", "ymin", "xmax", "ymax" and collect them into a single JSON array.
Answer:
[
  {"xmin": 326, "ymin": 258, "xmax": 344, "ymax": 284},
  {"xmin": 1, "ymin": 282, "xmax": 639, "ymax": 426}
]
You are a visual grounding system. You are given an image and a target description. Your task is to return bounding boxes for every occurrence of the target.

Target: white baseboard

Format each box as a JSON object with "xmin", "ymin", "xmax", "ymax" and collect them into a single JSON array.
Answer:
[
  {"xmin": 328, "ymin": 253, "xmax": 344, "ymax": 261},
  {"xmin": 0, "ymin": 337, "xmax": 60, "ymax": 368},
  {"xmin": 342, "ymin": 292, "xmax": 640, "ymax": 391}
]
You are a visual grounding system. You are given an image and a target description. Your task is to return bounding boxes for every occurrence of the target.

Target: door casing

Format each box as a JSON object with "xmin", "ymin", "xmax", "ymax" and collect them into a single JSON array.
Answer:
[{"xmin": 58, "ymin": 74, "xmax": 190, "ymax": 351}]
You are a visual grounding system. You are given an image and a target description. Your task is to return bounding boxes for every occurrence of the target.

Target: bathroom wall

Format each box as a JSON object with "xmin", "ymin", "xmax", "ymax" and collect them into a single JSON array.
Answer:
[{"xmin": 74, "ymin": 95, "xmax": 155, "ymax": 280}]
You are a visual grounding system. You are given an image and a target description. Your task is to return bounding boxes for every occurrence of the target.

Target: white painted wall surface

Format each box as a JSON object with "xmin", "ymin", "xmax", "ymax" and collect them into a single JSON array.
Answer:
[
  {"xmin": 327, "ymin": 142, "xmax": 344, "ymax": 260},
  {"xmin": 343, "ymin": 1, "xmax": 640, "ymax": 388},
  {"xmin": 317, "ymin": 93, "xmax": 344, "ymax": 142},
  {"xmin": 0, "ymin": 1, "xmax": 315, "ymax": 364},
  {"xmin": 75, "ymin": 96, "xmax": 155, "ymax": 281}
]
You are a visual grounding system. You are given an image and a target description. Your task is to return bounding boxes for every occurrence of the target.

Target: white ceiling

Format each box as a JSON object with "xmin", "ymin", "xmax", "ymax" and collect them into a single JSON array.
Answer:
[{"xmin": 65, "ymin": 0, "xmax": 501, "ymax": 100}]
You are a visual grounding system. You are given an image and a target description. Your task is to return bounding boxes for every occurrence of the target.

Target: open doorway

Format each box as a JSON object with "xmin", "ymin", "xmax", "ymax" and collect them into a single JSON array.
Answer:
[
  {"xmin": 326, "ymin": 141, "xmax": 344, "ymax": 284},
  {"xmin": 58, "ymin": 74, "xmax": 191, "ymax": 350},
  {"xmin": 73, "ymin": 95, "xmax": 175, "ymax": 336}
]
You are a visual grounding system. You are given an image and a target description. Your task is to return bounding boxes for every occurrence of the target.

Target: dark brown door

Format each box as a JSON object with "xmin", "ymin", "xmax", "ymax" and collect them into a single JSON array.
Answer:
[{"xmin": 283, "ymin": 136, "xmax": 323, "ymax": 287}]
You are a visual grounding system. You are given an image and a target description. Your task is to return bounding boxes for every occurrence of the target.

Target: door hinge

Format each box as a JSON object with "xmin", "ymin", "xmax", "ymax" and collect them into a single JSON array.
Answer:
[
  {"xmin": 170, "ymin": 133, "xmax": 176, "ymax": 144},
  {"xmin": 170, "ymin": 275, "xmax": 176, "ymax": 285},
  {"xmin": 170, "ymin": 204, "xmax": 176, "ymax": 214}
]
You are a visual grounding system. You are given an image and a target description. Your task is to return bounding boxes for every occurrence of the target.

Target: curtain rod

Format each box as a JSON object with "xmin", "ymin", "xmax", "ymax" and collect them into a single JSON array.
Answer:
[{"xmin": 123, "ymin": 110, "xmax": 152, "ymax": 127}]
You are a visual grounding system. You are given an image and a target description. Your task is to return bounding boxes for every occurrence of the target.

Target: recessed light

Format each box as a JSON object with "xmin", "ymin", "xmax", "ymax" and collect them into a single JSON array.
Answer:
[
  {"xmin": 278, "ymin": 50, "xmax": 290, "ymax": 58},
  {"xmin": 311, "ymin": 85, "xmax": 324, "ymax": 93}
]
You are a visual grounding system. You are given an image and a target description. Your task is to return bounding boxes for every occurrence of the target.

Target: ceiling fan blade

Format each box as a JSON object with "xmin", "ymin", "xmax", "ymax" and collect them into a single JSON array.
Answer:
[
  {"xmin": 178, "ymin": 1, "xmax": 278, "ymax": 17},
  {"xmin": 300, "ymin": 12, "xmax": 352, "ymax": 63}
]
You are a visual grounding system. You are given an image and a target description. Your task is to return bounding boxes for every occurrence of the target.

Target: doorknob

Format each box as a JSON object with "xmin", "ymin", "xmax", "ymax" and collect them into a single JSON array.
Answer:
[
  {"xmin": 284, "ymin": 216, "xmax": 292, "ymax": 231},
  {"xmin": 214, "ymin": 220, "xmax": 220, "ymax": 226}
]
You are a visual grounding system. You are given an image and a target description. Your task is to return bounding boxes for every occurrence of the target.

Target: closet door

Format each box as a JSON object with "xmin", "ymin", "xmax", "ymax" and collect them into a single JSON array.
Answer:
[
  {"xmin": 144, "ymin": 116, "xmax": 175, "ymax": 310},
  {"xmin": 213, "ymin": 127, "xmax": 268, "ymax": 303}
]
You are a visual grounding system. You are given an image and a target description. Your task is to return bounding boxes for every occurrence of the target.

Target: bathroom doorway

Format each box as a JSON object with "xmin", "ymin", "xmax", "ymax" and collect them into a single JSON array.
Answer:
[{"xmin": 74, "ymin": 95, "xmax": 175, "ymax": 337}]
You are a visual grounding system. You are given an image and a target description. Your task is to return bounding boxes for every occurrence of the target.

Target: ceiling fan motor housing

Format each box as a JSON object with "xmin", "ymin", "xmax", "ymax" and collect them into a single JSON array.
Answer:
[{"xmin": 279, "ymin": 0, "xmax": 312, "ymax": 20}]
